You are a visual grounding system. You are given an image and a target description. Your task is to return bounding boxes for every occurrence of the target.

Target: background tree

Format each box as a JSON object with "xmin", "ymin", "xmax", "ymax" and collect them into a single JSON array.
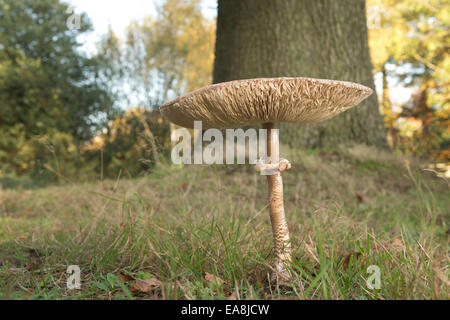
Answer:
[
  {"xmin": 79, "ymin": 0, "xmax": 215, "ymax": 178},
  {"xmin": 122, "ymin": 0, "xmax": 215, "ymax": 148},
  {"xmin": 0, "ymin": 0, "xmax": 114, "ymax": 178},
  {"xmin": 84, "ymin": 107, "xmax": 171, "ymax": 178},
  {"xmin": 213, "ymin": 0, "xmax": 388, "ymax": 149},
  {"xmin": 95, "ymin": 27, "xmax": 126, "ymax": 135},
  {"xmin": 123, "ymin": 0, "xmax": 215, "ymax": 107},
  {"xmin": 368, "ymin": 0, "xmax": 449, "ymax": 161}
]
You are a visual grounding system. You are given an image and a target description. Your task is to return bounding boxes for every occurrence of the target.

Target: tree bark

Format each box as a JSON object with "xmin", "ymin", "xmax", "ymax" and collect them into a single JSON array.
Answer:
[{"xmin": 213, "ymin": 0, "xmax": 388, "ymax": 148}]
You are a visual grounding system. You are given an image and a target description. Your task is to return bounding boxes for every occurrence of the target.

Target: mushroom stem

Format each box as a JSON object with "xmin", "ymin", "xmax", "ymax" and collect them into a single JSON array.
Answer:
[{"xmin": 262, "ymin": 122, "xmax": 292, "ymax": 274}]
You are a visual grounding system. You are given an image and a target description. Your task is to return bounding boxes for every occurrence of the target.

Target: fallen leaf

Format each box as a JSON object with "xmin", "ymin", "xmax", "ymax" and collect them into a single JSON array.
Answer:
[
  {"xmin": 204, "ymin": 272, "xmax": 226, "ymax": 286},
  {"xmin": 356, "ymin": 192, "xmax": 364, "ymax": 203},
  {"xmin": 391, "ymin": 238, "xmax": 405, "ymax": 251},
  {"xmin": 117, "ymin": 273, "xmax": 133, "ymax": 282},
  {"xmin": 131, "ymin": 278, "xmax": 161, "ymax": 293},
  {"xmin": 342, "ymin": 252, "xmax": 362, "ymax": 271}
]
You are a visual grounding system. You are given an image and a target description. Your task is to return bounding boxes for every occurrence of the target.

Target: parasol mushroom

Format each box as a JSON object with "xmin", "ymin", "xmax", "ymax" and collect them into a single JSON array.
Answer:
[{"xmin": 159, "ymin": 77, "xmax": 373, "ymax": 279}]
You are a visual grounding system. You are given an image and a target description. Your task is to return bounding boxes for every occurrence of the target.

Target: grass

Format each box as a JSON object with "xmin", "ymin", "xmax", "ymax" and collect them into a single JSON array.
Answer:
[{"xmin": 0, "ymin": 145, "xmax": 448, "ymax": 300}]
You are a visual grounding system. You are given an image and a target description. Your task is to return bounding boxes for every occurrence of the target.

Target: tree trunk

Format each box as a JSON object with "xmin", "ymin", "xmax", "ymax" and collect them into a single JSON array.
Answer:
[{"xmin": 213, "ymin": 0, "xmax": 388, "ymax": 148}]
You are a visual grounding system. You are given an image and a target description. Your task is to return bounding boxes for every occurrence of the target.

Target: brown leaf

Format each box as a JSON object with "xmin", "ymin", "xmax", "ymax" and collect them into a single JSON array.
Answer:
[
  {"xmin": 356, "ymin": 192, "xmax": 364, "ymax": 203},
  {"xmin": 131, "ymin": 278, "xmax": 161, "ymax": 293},
  {"xmin": 391, "ymin": 238, "xmax": 405, "ymax": 251},
  {"xmin": 342, "ymin": 252, "xmax": 362, "ymax": 271},
  {"xmin": 117, "ymin": 273, "xmax": 133, "ymax": 283},
  {"xmin": 204, "ymin": 272, "xmax": 226, "ymax": 286},
  {"xmin": 204, "ymin": 272, "xmax": 230, "ymax": 295}
]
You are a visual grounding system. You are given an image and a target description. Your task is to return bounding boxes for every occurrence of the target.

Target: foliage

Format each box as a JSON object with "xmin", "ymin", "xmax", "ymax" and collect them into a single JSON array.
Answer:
[
  {"xmin": 0, "ymin": 0, "xmax": 215, "ymax": 184},
  {"xmin": 85, "ymin": 0, "xmax": 218, "ymax": 180},
  {"xmin": 0, "ymin": 0, "xmax": 116, "ymax": 177},
  {"xmin": 1, "ymin": 0, "xmax": 447, "ymax": 185},
  {"xmin": 123, "ymin": 0, "xmax": 216, "ymax": 106},
  {"xmin": 368, "ymin": 0, "xmax": 449, "ymax": 161},
  {"xmin": 84, "ymin": 108, "xmax": 172, "ymax": 179}
]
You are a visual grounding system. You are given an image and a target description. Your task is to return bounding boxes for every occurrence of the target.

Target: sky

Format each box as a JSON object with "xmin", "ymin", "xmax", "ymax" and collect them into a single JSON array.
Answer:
[
  {"xmin": 66, "ymin": 0, "xmax": 410, "ymax": 106},
  {"xmin": 66, "ymin": 0, "xmax": 217, "ymax": 108},
  {"xmin": 68, "ymin": 0, "xmax": 217, "ymax": 53}
]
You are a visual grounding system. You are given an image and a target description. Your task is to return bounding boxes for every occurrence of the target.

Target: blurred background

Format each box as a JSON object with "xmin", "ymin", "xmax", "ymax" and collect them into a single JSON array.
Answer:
[{"xmin": 0, "ymin": 0, "xmax": 448, "ymax": 187}]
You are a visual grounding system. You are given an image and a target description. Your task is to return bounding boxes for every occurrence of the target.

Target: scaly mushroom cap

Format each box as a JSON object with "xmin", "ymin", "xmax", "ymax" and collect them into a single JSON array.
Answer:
[{"xmin": 160, "ymin": 77, "xmax": 373, "ymax": 129}]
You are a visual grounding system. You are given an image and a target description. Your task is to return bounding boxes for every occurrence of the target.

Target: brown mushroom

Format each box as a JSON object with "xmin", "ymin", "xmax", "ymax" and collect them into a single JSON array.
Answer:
[{"xmin": 160, "ymin": 77, "xmax": 373, "ymax": 279}]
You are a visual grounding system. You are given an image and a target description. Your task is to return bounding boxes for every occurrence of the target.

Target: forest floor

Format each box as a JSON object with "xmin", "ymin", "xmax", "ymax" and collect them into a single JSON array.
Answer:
[{"xmin": 0, "ymin": 145, "xmax": 449, "ymax": 300}]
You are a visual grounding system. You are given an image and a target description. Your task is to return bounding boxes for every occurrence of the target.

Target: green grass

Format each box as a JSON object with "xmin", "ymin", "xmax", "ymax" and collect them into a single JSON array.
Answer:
[{"xmin": 0, "ymin": 145, "xmax": 448, "ymax": 299}]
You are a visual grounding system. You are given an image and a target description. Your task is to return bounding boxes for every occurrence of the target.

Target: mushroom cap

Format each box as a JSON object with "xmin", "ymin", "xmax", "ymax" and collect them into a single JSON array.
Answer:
[{"xmin": 160, "ymin": 77, "xmax": 373, "ymax": 129}]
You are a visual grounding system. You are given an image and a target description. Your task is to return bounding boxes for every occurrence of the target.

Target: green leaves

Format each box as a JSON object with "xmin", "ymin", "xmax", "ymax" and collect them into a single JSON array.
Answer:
[
  {"xmin": 368, "ymin": 0, "xmax": 449, "ymax": 161},
  {"xmin": 0, "ymin": 0, "xmax": 115, "ymax": 177},
  {"xmin": 93, "ymin": 273, "xmax": 134, "ymax": 299},
  {"xmin": 122, "ymin": 0, "xmax": 215, "ymax": 105}
]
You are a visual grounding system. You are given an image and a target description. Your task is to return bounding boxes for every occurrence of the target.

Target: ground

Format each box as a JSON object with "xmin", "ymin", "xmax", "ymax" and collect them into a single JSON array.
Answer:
[{"xmin": 0, "ymin": 145, "xmax": 448, "ymax": 299}]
